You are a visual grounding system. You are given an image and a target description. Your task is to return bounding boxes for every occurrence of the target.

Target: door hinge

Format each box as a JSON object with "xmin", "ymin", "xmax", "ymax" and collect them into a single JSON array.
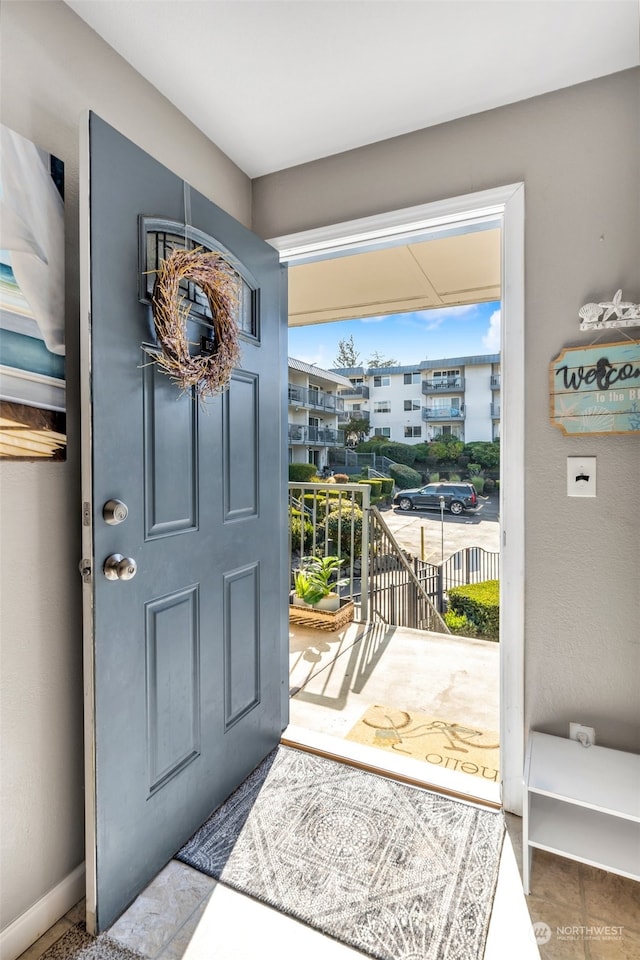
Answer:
[
  {"xmin": 82, "ymin": 501, "xmax": 91, "ymax": 526},
  {"xmin": 79, "ymin": 559, "xmax": 92, "ymax": 583}
]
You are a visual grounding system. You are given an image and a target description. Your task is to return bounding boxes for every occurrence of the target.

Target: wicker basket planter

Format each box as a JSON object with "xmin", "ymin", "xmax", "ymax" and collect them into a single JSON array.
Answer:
[{"xmin": 288, "ymin": 599, "xmax": 355, "ymax": 632}]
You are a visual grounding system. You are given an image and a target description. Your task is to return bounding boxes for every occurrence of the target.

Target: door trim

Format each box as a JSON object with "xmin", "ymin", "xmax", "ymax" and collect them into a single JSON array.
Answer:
[{"xmin": 268, "ymin": 183, "xmax": 525, "ymax": 814}]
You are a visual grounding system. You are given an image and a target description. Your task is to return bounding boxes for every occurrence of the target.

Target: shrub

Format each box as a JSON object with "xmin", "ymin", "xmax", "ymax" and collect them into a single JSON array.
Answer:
[
  {"xmin": 467, "ymin": 463, "xmax": 482, "ymax": 475},
  {"xmin": 325, "ymin": 504, "xmax": 364, "ymax": 558},
  {"xmin": 463, "ymin": 442, "xmax": 500, "ymax": 470},
  {"xmin": 447, "ymin": 580, "xmax": 499, "ymax": 641},
  {"xmin": 443, "ymin": 610, "xmax": 476, "ymax": 636},
  {"xmin": 483, "ymin": 477, "xmax": 496, "ymax": 494},
  {"xmin": 448, "ymin": 472, "xmax": 461, "ymax": 482},
  {"xmin": 290, "ymin": 513, "xmax": 314, "ymax": 554},
  {"xmin": 358, "ymin": 479, "xmax": 383, "ymax": 499},
  {"xmin": 355, "ymin": 440, "xmax": 417, "ymax": 465},
  {"xmin": 429, "ymin": 472, "xmax": 440, "ymax": 482},
  {"xmin": 389, "ymin": 463, "xmax": 422, "ymax": 489},
  {"xmin": 289, "ymin": 463, "xmax": 318, "ymax": 482},
  {"xmin": 379, "ymin": 477, "xmax": 394, "ymax": 497},
  {"xmin": 470, "ymin": 476, "xmax": 485, "ymax": 494}
]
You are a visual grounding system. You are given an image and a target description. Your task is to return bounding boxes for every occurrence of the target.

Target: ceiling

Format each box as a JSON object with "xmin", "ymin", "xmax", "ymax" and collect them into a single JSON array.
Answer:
[
  {"xmin": 66, "ymin": 1, "xmax": 639, "ymax": 179},
  {"xmin": 289, "ymin": 227, "xmax": 501, "ymax": 325}
]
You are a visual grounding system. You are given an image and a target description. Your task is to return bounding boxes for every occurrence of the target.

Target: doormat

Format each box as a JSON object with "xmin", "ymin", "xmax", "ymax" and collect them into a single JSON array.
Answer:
[
  {"xmin": 177, "ymin": 746, "xmax": 504, "ymax": 960},
  {"xmin": 346, "ymin": 706, "xmax": 500, "ymax": 783},
  {"xmin": 36, "ymin": 923, "xmax": 145, "ymax": 960}
]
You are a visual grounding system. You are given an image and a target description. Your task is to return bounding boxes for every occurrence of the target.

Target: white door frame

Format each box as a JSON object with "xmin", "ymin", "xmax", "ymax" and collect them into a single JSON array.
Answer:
[{"xmin": 268, "ymin": 182, "xmax": 525, "ymax": 814}]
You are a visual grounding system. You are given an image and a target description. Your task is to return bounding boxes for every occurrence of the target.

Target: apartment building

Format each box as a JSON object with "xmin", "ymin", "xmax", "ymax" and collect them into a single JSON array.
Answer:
[
  {"xmin": 287, "ymin": 357, "xmax": 351, "ymax": 467},
  {"xmin": 334, "ymin": 354, "xmax": 500, "ymax": 444}
]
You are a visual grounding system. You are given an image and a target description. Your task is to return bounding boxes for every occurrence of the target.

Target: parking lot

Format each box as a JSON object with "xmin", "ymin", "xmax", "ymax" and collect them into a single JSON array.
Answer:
[{"xmin": 380, "ymin": 495, "xmax": 500, "ymax": 564}]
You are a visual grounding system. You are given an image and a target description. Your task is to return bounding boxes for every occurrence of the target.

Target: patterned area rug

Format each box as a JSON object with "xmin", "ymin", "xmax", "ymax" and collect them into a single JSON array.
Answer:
[
  {"xmin": 38, "ymin": 924, "xmax": 144, "ymax": 960},
  {"xmin": 346, "ymin": 705, "xmax": 500, "ymax": 783},
  {"xmin": 177, "ymin": 746, "xmax": 504, "ymax": 960}
]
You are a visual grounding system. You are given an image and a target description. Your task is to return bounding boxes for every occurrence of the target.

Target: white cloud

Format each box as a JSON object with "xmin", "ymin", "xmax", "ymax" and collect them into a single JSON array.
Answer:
[
  {"xmin": 359, "ymin": 315, "xmax": 385, "ymax": 324},
  {"xmin": 482, "ymin": 309, "xmax": 501, "ymax": 351}
]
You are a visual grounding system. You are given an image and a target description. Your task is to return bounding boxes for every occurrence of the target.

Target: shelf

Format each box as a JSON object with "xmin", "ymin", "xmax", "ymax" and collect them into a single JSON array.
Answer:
[
  {"xmin": 529, "ymin": 794, "xmax": 640, "ymax": 880},
  {"xmin": 526, "ymin": 732, "xmax": 640, "ymax": 820}
]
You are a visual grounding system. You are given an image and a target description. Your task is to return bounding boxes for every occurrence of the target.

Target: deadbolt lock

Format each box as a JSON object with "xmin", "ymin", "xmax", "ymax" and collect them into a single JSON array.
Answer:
[
  {"xmin": 103, "ymin": 554, "xmax": 137, "ymax": 581},
  {"xmin": 103, "ymin": 499, "xmax": 129, "ymax": 525}
]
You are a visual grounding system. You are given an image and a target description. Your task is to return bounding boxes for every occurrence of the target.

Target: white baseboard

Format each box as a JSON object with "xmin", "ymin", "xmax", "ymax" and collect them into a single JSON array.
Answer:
[{"xmin": 0, "ymin": 863, "xmax": 85, "ymax": 960}]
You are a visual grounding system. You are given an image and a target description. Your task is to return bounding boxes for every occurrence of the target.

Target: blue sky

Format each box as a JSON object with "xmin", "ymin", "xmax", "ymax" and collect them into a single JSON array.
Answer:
[{"xmin": 288, "ymin": 300, "xmax": 501, "ymax": 369}]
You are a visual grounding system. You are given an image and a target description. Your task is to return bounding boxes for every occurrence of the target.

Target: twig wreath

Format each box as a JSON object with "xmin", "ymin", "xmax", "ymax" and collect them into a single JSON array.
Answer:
[{"xmin": 149, "ymin": 247, "xmax": 240, "ymax": 399}]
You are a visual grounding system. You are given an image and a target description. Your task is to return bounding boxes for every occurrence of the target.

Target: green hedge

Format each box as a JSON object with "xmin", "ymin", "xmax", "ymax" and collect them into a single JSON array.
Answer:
[
  {"xmin": 325, "ymin": 504, "xmax": 363, "ymax": 558},
  {"xmin": 390, "ymin": 463, "xmax": 422, "ymax": 489},
  {"xmin": 447, "ymin": 580, "xmax": 499, "ymax": 641},
  {"xmin": 379, "ymin": 477, "xmax": 394, "ymax": 496},
  {"xmin": 289, "ymin": 463, "xmax": 318, "ymax": 481},
  {"xmin": 358, "ymin": 479, "xmax": 383, "ymax": 498}
]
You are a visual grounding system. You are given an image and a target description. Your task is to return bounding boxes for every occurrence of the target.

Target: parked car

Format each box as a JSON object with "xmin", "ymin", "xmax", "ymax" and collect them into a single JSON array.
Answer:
[{"xmin": 393, "ymin": 482, "xmax": 479, "ymax": 515}]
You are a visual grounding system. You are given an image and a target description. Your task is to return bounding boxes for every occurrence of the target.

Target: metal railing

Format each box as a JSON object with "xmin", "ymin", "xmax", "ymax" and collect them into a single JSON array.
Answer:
[
  {"xmin": 422, "ymin": 377, "xmax": 465, "ymax": 393},
  {"xmin": 365, "ymin": 507, "xmax": 449, "ymax": 632},
  {"xmin": 491, "ymin": 374, "xmax": 501, "ymax": 389},
  {"xmin": 413, "ymin": 547, "xmax": 500, "ymax": 612},
  {"xmin": 288, "ymin": 424, "xmax": 345, "ymax": 445},
  {"xmin": 423, "ymin": 405, "xmax": 465, "ymax": 420},
  {"xmin": 288, "ymin": 481, "xmax": 370, "ymax": 620},
  {"xmin": 338, "ymin": 385, "xmax": 370, "ymax": 399},
  {"xmin": 288, "ymin": 383, "xmax": 345, "ymax": 413},
  {"xmin": 491, "ymin": 403, "xmax": 501, "ymax": 418}
]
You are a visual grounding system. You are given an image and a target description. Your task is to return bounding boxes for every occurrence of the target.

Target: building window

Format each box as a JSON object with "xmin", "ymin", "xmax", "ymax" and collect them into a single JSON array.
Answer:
[
  {"xmin": 404, "ymin": 398, "xmax": 421, "ymax": 411},
  {"xmin": 432, "ymin": 369, "xmax": 460, "ymax": 379},
  {"xmin": 403, "ymin": 372, "xmax": 421, "ymax": 384},
  {"xmin": 374, "ymin": 401, "xmax": 391, "ymax": 413},
  {"xmin": 352, "ymin": 403, "xmax": 361, "ymax": 413},
  {"xmin": 404, "ymin": 426, "xmax": 422, "ymax": 438},
  {"xmin": 374, "ymin": 427, "xmax": 391, "ymax": 438},
  {"xmin": 373, "ymin": 375, "xmax": 390, "ymax": 387}
]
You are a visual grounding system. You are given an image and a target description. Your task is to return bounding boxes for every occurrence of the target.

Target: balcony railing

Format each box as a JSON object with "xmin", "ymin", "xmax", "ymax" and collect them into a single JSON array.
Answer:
[
  {"xmin": 491, "ymin": 403, "xmax": 501, "ymax": 418},
  {"xmin": 422, "ymin": 405, "xmax": 465, "ymax": 420},
  {"xmin": 338, "ymin": 385, "xmax": 370, "ymax": 399},
  {"xmin": 288, "ymin": 383, "xmax": 345, "ymax": 413},
  {"xmin": 422, "ymin": 377, "xmax": 465, "ymax": 394},
  {"xmin": 338, "ymin": 409, "xmax": 370, "ymax": 424},
  {"xmin": 491, "ymin": 374, "xmax": 501, "ymax": 389},
  {"xmin": 288, "ymin": 424, "xmax": 345, "ymax": 446}
]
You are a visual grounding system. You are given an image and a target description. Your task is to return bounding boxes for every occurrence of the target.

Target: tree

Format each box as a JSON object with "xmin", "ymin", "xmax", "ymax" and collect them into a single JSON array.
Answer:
[
  {"xmin": 343, "ymin": 416, "xmax": 371, "ymax": 446},
  {"xmin": 367, "ymin": 350, "xmax": 397, "ymax": 368},
  {"xmin": 334, "ymin": 335, "xmax": 360, "ymax": 367}
]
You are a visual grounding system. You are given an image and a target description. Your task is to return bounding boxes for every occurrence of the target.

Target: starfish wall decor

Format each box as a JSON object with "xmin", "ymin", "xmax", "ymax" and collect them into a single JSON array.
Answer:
[{"xmin": 579, "ymin": 289, "xmax": 640, "ymax": 330}]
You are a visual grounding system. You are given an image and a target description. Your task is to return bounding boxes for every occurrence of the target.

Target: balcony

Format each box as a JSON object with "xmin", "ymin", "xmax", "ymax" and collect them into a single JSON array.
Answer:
[
  {"xmin": 491, "ymin": 403, "xmax": 501, "ymax": 418},
  {"xmin": 288, "ymin": 383, "xmax": 345, "ymax": 414},
  {"xmin": 338, "ymin": 409, "xmax": 370, "ymax": 424},
  {"xmin": 422, "ymin": 377, "xmax": 465, "ymax": 394},
  {"xmin": 338, "ymin": 385, "xmax": 370, "ymax": 399},
  {"xmin": 423, "ymin": 405, "xmax": 465, "ymax": 421},
  {"xmin": 491, "ymin": 375, "xmax": 501, "ymax": 389},
  {"xmin": 288, "ymin": 423, "xmax": 345, "ymax": 446}
]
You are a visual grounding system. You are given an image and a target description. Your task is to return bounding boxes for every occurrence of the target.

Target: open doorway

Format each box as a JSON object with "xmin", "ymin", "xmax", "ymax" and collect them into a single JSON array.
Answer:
[{"xmin": 270, "ymin": 184, "xmax": 525, "ymax": 814}]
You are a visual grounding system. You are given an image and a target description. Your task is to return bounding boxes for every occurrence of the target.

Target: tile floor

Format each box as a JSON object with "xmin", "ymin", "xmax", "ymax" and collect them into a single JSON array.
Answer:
[{"xmin": 17, "ymin": 621, "xmax": 639, "ymax": 960}]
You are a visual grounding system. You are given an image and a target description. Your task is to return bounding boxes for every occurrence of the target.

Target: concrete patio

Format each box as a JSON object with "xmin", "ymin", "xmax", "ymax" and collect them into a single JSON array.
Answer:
[{"xmin": 286, "ymin": 618, "xmax": 500, "ymax": 805}]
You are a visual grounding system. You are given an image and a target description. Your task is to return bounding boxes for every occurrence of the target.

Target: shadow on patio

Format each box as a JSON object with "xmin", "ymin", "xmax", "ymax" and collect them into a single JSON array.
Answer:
[{"xmin": 285, "ymin": 618, "xmax": 501, "ymax": 805}]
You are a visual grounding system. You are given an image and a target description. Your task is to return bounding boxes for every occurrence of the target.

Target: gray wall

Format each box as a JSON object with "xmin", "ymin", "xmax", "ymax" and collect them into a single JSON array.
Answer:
[
  {"xmin": 254, "ymin": 69, "xmax": 640, "ymax": 750},
  {"xmin": 0, "ymin": 0, "xmax": 250, "ymax": 930}
]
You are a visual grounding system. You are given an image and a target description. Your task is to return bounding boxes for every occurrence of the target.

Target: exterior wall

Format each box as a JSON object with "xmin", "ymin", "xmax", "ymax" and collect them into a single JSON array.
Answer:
[
  {"xmin": 0, "ymin": 0, "xmax": 251, "ymax": 935},
  {"xmin": 339, "ymin": 361, "xmax": 498, "ymax": 444},
  {"xmin": 255, "ymin": 69, "xmax": 640, "ymax": 753},
  {"xmin": 463, "ymin": 363, "xmax": 493, "ymax": 442},
  {"xmin": 287, "ymin": 363, "xmax": 345, "ymax": 468}
]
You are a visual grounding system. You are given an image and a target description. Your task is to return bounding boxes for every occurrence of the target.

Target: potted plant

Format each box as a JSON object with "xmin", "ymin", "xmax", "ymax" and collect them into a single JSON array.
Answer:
[{"xmin": 292, "ymin": 555, "xmax": 348, "ymax": 612}]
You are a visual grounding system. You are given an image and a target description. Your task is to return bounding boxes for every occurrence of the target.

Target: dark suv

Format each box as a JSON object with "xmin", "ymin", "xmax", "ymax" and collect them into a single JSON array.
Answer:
[{"xmin": 393, "ymin": 482, "xmax": 478, "ymax": 515}]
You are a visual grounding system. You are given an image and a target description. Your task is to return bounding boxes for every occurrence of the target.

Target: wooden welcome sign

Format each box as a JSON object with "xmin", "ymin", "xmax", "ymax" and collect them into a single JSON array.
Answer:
[{"xmin": 550, "ymin": 340, "xmax": 640, "ymax": 436}]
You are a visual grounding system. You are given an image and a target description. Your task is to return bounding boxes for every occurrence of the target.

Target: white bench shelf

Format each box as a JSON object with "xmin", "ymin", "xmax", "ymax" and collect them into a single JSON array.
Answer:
[{"xmin": 523, "ymin": 732, "xmax": 640, "ymax": 894}]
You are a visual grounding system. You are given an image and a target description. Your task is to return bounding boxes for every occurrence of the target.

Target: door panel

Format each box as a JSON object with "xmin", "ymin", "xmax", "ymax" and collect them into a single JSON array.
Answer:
[{"xmin": 81, "ymin": 114, "xmax": 288, "ymax": 932}]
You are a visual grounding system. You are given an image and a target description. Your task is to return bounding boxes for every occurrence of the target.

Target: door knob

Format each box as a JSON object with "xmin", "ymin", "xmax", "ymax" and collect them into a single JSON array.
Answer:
[
  {"xmin": 103, "ymin": 554, "xmax": 137, "ymax": 581},
  {"xmin": 103, "ymin": 499, "xmax": 128, "ymax": 525}
]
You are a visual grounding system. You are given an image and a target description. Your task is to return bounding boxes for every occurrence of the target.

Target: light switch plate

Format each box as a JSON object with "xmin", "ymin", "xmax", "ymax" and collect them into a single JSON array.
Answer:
[{"xmin": 567, "ymin": 456, "xmax": 596, "ymax": 497}]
